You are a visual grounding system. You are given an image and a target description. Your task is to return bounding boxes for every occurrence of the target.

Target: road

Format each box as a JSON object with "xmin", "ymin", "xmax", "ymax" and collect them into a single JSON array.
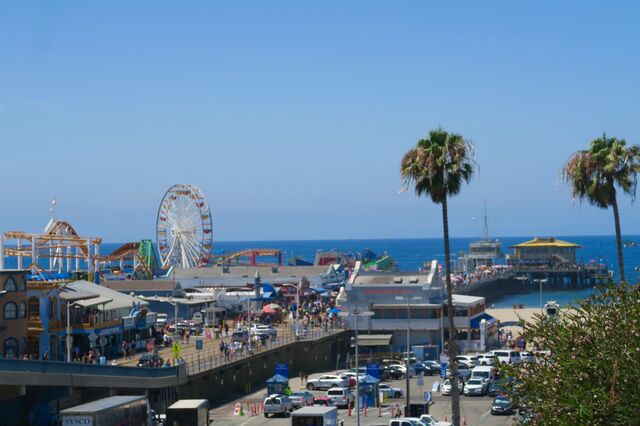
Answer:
[{"xmin": 209, "ymin": 370, "xmax": 519, "ymax": 426}]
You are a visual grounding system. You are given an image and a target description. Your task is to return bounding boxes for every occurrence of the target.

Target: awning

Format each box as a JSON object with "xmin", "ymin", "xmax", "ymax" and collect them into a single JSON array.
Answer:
[
  {"xmin": 470, "ymin": 313, "xmax": 497, "ymax": 329},
  {"xmin": 357, "ymin": 334, "xmax": 393, "ymax": 347},
  {"xmin": 75, "ymin": 297, "xmax": 114, "ymax": 310}
]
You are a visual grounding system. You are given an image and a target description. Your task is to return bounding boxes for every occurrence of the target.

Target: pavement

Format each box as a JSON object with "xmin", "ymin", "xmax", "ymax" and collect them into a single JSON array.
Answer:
[{"xmin": 209, "ymin": 370, "xmax": 521, "ymax": 426}]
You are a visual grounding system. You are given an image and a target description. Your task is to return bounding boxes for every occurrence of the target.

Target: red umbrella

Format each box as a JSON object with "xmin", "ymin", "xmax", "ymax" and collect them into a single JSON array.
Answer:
[{"xmin": 262, "ymin": 305, "xmax": 277, "ymax": 314}]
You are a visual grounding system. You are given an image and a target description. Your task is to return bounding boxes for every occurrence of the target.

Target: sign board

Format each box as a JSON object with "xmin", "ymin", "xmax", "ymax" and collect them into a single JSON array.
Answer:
[
  {"xmin": 196, "ymin": 339, "xmax": 203, "ymax": 350},
  {"xmin": 88, "ymin": 333, "xmax": 98, "ymax": 343},
  {"xmin": 366, "ymin": 363, "xmax": 380, "ymax": 379},
  {"xmin": 122, "ymin": 316, "xmax": 135, "ymax": 330},
  {"xmin": 431, "ymin": 381, "xmax": 439, "ymax": 392},
  {"xmin": 98, "ymin": 336, "xmax": 108, "ymax": 347},
  {"xmin": 146, "ymin": 312, "xmax": 157, "ymax": 327},
  {"xmin": 439, "ymin": 362, "xmax": 448, "ymax": 379},
  {"xmin": 424, "ymin": 391, "xmax": 432, "ymax": 403},
  {"xmin": 275, "ymin": 363, "xmax": 289, "ymax": 378},
  {"xmin": 61, "ymin": 416, "xmax": 93, "ymax": 425}
]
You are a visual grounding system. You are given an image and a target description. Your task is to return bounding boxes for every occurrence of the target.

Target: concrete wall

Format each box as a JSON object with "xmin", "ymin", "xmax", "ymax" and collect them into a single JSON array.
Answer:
[{"xmin": 179, "ymin": 331, "xmax": 349, "ymax": 402}]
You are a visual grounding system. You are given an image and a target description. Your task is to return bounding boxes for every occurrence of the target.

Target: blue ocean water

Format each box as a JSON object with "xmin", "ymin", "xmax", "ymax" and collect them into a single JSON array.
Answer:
[{"xmin": 4, "ymin": 235, "xmax": 639, "ymax": 308}]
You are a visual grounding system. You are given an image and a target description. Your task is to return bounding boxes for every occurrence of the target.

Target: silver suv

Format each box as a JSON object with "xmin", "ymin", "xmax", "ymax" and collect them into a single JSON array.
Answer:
[{"xmin": 263, "ymin": 394, "xmax": 294, "ymax": 417}]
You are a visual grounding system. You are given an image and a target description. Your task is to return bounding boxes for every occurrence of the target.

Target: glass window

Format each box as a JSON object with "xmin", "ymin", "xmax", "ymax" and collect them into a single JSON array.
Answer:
[
  {"xmin": 4, "ymin": 302, "xmax": 18, "ymax": 319},
  {"xmin": 4, "ymin": 278, "xmax": 17, "ymax": 292},
  {"xmin": 18, "ymin": 278, "xmax": 26, "ymax": 292},
  {"xmin": 4, "ymin": 338, "xmax": 18, "ymax": 358},
  {"xmin": 20, "ymin": 302, "xmax": 26, "ymax": 319}
]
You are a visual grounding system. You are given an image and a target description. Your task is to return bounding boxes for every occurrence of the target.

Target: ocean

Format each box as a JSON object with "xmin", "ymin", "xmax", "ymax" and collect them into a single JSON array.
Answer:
[{"xmin": 5, "ymin": 235, "xmax": 639, "ymax": 308}]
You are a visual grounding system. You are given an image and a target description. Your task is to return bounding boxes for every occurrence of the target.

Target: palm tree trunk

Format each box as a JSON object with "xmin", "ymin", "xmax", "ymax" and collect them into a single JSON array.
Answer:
[
  {"xmin": 611, "ymin": 192, "xmax": 625, "ymax": 282},
  {"xmin": 441, "ymin": 196, "xmax": 461, "ymax": 426}
]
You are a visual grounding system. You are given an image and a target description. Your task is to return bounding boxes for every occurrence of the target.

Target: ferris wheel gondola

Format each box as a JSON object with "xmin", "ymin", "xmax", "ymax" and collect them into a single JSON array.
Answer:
[{"xmin": 156, "ymin": 184, "xmax": 213, "ymax": 269}]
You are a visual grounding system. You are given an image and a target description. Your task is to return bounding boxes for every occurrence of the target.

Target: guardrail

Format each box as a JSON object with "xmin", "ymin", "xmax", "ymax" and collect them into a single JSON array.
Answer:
[
  {"xmin": 183, "ymin": 322, "xmax": 347, "ymax": 376},
  {"xmin": 0, "ymin": 358, "xmax": 185, "ymax": 387}
]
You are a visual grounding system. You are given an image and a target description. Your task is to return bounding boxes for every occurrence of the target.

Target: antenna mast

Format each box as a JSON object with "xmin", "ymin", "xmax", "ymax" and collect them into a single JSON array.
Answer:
[{"xmin": 483, "ymin": 199, "xmax": 490, "ymax": 241}]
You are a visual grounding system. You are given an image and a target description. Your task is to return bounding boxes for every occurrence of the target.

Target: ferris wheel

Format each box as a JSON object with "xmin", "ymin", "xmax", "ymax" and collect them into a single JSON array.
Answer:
[{"xmin": 156, "ymin": 184, "xmax": 213, "ymax": 269}]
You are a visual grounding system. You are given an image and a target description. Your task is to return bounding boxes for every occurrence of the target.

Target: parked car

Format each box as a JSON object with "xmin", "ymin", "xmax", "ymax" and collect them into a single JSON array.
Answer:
[
  {"xmin": 520, "ymin": 351, "xmax": 535, "ymax": 362},
  {"xmin": 312, "ymin": 396, "xmax": 331, "ymax": 406},
  {"xmin": 326, "ymin": 387, "xmax": 354, "ymax": 408},
  {"xmin": 491, "ymin": 396, "xmax": 514, "ymax": 415},
  {"xmin": 386, "ymin": 362, "xmax": 416, "ymax": 377},
  {"xmin": 476, "ymin": 354, "xmax": 496, "ymax": 366},
  {"xmin": 445, "ymin": 364, "xmax": 471, "ymax": 380},
  {"xmin": 470, "ymin": 366, "xmax": 496, "ymax": 384},
  {"xmin": 463, "ymin": 378, "xmax": 488, "ymax": 396},
  {"xmin": 250, "ymin": 323, "xmax": 277, "ymax": 338},
  {"xmin": 137, "ymin": 353, "xmax": 163, "ymax": 367},
  {"xmin": 339, "ymin": 372, "xmax": 365, "ymax": 387},
  {"xmin": 263, "ymin": 394, "xmax": 294, "ymax": 417},
  {"xmin": 389, "ymin": 418, "xmax": 424, "ymax": 426},
  {"xmin": 419, "ymin": 414, "xmax": 452, "ymax": 426},
  {"xmin": 413, "ymin": 361, "xmax": 439, "ymax": 376},
  {"xmin": 289, "ymin": 391, "xmax": 314, "ymax": 408},
  {"xmin": 381, "ymin": 365, "xmax": 404, "ymax": 380},
  {"xmin": 231, "ymin": 329, "xmax": 249, "ymax": 344},
  {"xmin": 488, "ymin": 380, "xmax": 508, "ymax": 397},
  {"xmin": 378, "ymin": 384, "xmax": 403, "ymax": 398},
  {"xmin": 306, "ymin": 375, "xmax": 349, "ymax": 390},
  {"xmin": 487, "ymin": 350, "xmax": 522, "ymax": 365},
  {"xmin": 455, "ymin": 355, "xmax": 479, "ymax": 369},
  {"xmin": 440, "ymin": 378, "xmax": 463, "ymax": 396}
]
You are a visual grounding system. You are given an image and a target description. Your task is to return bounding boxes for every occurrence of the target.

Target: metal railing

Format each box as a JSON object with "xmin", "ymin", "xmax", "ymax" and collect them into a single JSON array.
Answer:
[
  {"xmin": 0, "ymin": 357, "xmax": 181, "ymax": 379},
  {"xmin": 183, "ymin": 322, "xmax": 346, "ymax": 376}
]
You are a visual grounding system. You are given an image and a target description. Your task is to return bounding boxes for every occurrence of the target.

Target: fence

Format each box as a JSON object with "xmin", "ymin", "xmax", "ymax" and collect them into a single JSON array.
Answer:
[{"xmin": 183, "ymin": 322, "xmax": 346, "ymax": 376}]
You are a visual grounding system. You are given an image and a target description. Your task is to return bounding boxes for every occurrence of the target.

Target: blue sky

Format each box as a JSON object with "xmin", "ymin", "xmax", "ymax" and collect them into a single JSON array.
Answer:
[{"xmin": 1, "ymin": 1, "xmax": 639, "ymax": 242}]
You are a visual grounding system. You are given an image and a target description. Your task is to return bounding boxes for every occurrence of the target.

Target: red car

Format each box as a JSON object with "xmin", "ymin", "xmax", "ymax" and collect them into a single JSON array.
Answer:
[{"xmin": 313, "ymin": 396, "xmax": 331, "ymax": 406}]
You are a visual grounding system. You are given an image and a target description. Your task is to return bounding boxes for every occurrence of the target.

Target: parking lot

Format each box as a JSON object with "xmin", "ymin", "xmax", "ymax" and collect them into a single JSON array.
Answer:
[{"xmin": 209, "ymin": 370, "xmax": 519, "ymax": 426}]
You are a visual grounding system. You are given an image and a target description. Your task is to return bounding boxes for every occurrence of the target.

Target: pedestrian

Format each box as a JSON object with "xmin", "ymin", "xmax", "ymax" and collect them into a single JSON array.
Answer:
[
  {"xmin": 300, "ymin": 371, "xmax": 305, "ymax": 385},
  {"xmin": 186, "ymin": 329, "xmax": 190, "ymax": 344}
]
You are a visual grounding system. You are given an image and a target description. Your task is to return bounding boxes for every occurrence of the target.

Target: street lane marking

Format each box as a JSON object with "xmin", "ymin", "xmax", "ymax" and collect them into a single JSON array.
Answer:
[{"xmin": 240, "ymin": 417, "xmax": 256, "ymax": 426}]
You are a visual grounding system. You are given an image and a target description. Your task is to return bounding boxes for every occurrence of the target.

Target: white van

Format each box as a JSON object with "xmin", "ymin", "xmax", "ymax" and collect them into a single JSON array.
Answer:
[
  {"xmin": 488, "ymin": 350, "xmax": 522, "ymax": 364},
  {"xmin": 470, "ymin": 365, "xmax": 495, "ymax": 383}
]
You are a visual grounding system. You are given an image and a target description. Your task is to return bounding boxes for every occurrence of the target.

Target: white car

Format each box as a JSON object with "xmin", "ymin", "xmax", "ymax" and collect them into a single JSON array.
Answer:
[
  {"xmin": 378, "ymin": 384, "xmax": 403, "ymax": 398},
  {"xmin": 289, "ymin": 391, "xmax": 314, "ymax": 408},
  {"xmin": 307, "ymin": 375, "xmax": 349, "ymax": 390},
  {"xmin": 440, "ymin": 378, "xmax": 463, "ymax": 396},
  {"xmin": 463, "ymin": 378, "xmax": 488, "ymax": 396},
  {"xmin": 326, "ymin": 387, "xmax": 354, "ymax": 408},
  {"xmin": 445, "ymin": 364, "xmax": 471, "ymax": 380},
  {"xmin": 263, "ymin": 394, "xmax": 294, "ymax": 417},
  {"xmin": 419, "ymin": 414, "xmax": 452, "ymax": 426},
  {"xmin": 455, "ymin": 355, "xmax": 479, "ymax": 368},
  {"xmin": 476, "ymin": 354, "xmax": 496, "ymax": 366},
  {"xmin": 250, "ymin": 324, "xmax": 277, "ymax": 337},
  {"xmin": 487, "ymin": 350, "xmax": 522, "ymax": 365}
]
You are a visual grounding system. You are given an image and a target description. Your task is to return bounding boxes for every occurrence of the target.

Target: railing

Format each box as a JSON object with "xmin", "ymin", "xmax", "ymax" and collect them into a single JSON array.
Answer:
[
  {"xmin": 0, "ymin": 357, "xmax": 182, "ymax": 379},
  {"xmin": 183, "ymin": 322, "xmax": 347, "ymax": 376}
]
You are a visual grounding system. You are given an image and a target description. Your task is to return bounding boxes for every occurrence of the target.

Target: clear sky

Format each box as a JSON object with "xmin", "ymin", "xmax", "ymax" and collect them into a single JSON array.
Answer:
[{"xmin": 1, "ymin": 1, "xmax": 639, "ymax": 242}]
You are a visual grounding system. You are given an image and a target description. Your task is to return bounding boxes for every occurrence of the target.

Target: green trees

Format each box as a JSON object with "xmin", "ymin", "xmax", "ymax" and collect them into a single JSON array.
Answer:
[
  {"xmin": 563, "ymin": 135, "xmax": 640, "ymax": 282},
  {"xmin": 400, "ymin": 128, "xmax": 476, "ymax": 426},
  {"xmin": 502, "ymin": 282, "xmax": 640, "ymax": 425}
]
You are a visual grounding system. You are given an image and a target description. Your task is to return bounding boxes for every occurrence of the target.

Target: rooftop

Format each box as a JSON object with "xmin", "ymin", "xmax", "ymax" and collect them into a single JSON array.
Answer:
[
  {"xmin": 511, "ymin": 237, "xmax": 581, "ymax": 249},
  {"xmin": 60, "ymin": 280, "xmax": 148, "ymax": 311}
]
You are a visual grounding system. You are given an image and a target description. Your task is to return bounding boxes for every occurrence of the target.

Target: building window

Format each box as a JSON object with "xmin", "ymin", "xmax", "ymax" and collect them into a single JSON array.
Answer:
[
  {"xmin": 4, "ymin": 338, "xmax": 18, "ymax": 358},
  {"xmin": 28, "ymin": 297, "xmax": 40, "ymax": 321},
  {"xmin": 4, "ymin": 277, "xmax": 17, "ymax": 292},
  {"xmin": 3, "ymin": 302, "xmax": 18, "ymax": 319},
  {"xmin": 20, "ymin": 302, "xmax": 26, "ymax": 319},
  {"xmin": 18, "ymin": 277, "xmax": 26, "ymax": 292}
]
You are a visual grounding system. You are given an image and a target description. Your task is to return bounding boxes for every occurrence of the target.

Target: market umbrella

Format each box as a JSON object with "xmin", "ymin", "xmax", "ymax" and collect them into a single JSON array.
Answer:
[
  {"xmin": 329, "ymin": 307, "xmax": 341, "ymax": 314},
  {"xmin": 262, "ymin": 305, "xmax": 277, "ymax": 314}
]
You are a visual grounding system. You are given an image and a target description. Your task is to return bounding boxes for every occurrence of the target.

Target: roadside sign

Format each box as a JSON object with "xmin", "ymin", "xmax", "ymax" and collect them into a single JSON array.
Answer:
[
  {"xmin": 98, "ymin": 336, "xmax": 108, "ymax": 347},
  {"xmin": 196, "ymin": 339, "xmax": 203, "ymax": 350},
  {"xmin": 440, "ymin": 362, "xmax": 448, "ymax": 378},
  {"xmin": 275, "ymin": 363, "xmax": 289, "ymax": 378},
  {"xmin": 424, "ymin": 391, "xmax": 432, "ymax": 403},
  {"xmin": 431, "ymin": 381, "xmax": 439, "ymax": 392},
  {"xmin": 88, "ymin": 333, "xmax": 98, "ymax": 342}
]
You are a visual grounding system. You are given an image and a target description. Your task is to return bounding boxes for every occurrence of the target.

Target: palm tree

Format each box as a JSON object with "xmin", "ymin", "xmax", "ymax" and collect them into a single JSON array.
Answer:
[
  {"xmin": 563, "ymin": 134, "xmax": 640, "ymax": 283},
  {"xmin": 400, "ymin": 128, "xmax": 476, "ymax": 426}
]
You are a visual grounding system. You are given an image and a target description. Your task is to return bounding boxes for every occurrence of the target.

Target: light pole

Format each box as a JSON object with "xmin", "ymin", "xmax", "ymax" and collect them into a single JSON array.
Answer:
[
  {"xmin": 339, "ymin": 308, "xmax": 373, "ymax": 426},
  {"xmin": 395, "ymin": 295, "xmax": 422, "ymax": 416},
  {"xmin": 66, "ymin": 302, "xmax": 83, "ymax": 362},
  {"xmin": 534, "ymin": 278, "xmax": 548, "ymax": 312}
]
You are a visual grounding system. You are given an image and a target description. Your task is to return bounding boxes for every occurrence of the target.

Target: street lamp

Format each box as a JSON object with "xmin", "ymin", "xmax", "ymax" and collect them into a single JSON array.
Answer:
[
  {"xmin": 395, "ymin": 295, "xmax": 422, "ymax": 416},
  {"xmin": 339, "ymin": 308, "xmax": 373, "ymax": 426},
  {"xmin": 533, "ymin": 278, "xmax": 548, "ymax": 312},
  {"xmin": 66, "ymin": 302, "xmax": 83, "ymax": 362}
]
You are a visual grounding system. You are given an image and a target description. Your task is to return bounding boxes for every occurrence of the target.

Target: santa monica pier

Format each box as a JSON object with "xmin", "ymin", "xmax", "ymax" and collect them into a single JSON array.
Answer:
[{"xmin": 0, "ymin": 184, "xmax": 610, "ymax": 425}]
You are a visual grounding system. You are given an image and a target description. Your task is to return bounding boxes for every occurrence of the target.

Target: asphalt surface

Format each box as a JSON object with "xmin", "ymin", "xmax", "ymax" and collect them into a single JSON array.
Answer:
[{"xmin": 209, "ymin": 371, "xmax": 520, "ymax": 426}]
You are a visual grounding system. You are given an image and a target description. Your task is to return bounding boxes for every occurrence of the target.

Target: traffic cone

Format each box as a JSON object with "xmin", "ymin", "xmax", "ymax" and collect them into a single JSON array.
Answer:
[
  {"xmin": 363, "ymin": 400, "xmax": 367, "ymax": 417},
  {"xmin": 347, "ymin": 399, "xmax": 351, "ymax": 416}
]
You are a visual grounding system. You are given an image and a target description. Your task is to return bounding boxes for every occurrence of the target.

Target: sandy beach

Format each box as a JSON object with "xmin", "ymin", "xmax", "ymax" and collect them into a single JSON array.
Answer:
[{"xmin": 486, "ymin": 307, "xmax": 543, "ymax": 338}]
